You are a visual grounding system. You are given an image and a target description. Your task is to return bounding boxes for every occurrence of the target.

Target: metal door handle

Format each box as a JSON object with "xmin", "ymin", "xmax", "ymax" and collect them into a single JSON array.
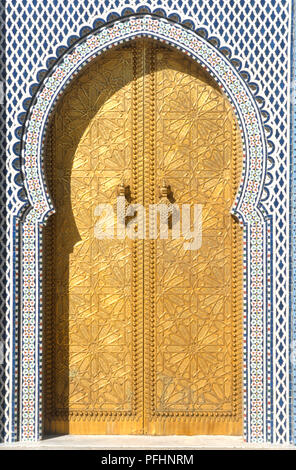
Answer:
[
  {"xmin": 158, "ymin": 180, "xmax": 174, "ymax": 214},
  {"xmin": 115, "ymin": 182, "xmax": 130, "ymax": 221}
]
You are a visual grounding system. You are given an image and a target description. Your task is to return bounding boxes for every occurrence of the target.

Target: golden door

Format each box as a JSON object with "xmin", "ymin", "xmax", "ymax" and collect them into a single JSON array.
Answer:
[{"xmin": 44, "ymin": 40, "xmax": 243, "ymax": 435}]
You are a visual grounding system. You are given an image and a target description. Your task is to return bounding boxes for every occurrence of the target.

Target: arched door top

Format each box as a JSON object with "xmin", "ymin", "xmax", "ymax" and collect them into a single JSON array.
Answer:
[{"xmin": 18, "ymin": 14, "xmax": 272, "ymax": 226}]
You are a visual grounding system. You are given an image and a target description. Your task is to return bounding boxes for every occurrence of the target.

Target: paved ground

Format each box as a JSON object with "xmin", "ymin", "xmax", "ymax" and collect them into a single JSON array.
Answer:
[{"xmin": 0, "ymin": 435, "xmax": 295, "ymax": 450}]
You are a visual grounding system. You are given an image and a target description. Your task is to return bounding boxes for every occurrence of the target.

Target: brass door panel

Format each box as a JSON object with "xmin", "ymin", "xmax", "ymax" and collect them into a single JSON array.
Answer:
[
  {"xmin": 44, "ymin": 40, "xmax": 243, "ymax": 435},
  {"xmin": 143, "ymin": 46, "xmax": 243, "ymax": 435},
  {"xmin": 44, "ymin": 46, "xmax": 145, "ymax": 434}
]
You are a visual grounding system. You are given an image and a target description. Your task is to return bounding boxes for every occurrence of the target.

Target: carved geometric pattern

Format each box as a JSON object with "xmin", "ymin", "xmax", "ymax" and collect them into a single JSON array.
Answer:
[
  {"xmin": 44, "ymin": 40, "xmax": 242, "ymax": 436},
  {"xmin": 143, "ymin": 45, "xmax": 243, "ymax": 435},
  {"xmin": 44, "ymin": 47, "xmax": 144, "ymax": 434}
]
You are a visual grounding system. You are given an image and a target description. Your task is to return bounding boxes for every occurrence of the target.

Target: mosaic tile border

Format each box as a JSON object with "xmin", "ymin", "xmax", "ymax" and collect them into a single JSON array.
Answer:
[
  {"xmin": 14, "ymin": 13, "xmax": 273, "ymax": 442},
  {"xmin": 0, "ymin": 0, "xmax": 6, "ymax": 443},
  {"xmin": 291, "ymin": 0, "xmax": 296, "ymax": 447}
]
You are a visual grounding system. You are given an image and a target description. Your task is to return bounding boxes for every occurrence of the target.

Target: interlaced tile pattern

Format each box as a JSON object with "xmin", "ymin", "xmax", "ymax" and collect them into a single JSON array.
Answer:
[
  {"xmin": 1, "ymin": 0, "xmax": 292, "ymax": 443},
  {"xmin": 0, "ymin": 0, "xmax": 7, "ymax": 444},
  {"xmin": 291, "ymin": 0, "xmax": 296, "ymax": 446}
]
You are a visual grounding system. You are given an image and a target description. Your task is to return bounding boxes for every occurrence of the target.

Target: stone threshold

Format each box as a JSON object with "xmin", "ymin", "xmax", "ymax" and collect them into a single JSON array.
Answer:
[{"xmin": 0, "ymin": 435, "xmax": 295, "ymax": 450}]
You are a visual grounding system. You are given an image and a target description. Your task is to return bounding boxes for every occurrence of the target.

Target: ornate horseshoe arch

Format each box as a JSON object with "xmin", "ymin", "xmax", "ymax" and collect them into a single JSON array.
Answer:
[{"xmin": 15, "ymin": 14, "xmax": 273, "ymax": 442}]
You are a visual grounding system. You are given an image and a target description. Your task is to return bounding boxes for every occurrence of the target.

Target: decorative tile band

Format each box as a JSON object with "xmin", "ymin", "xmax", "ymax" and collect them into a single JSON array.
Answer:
[
  {"xmin": 16, "ymin": 13, "xmax": 272, "ymax": 442},
  {"xmin": 291, "ymin": 0, "xmax": 296, "ymax": 446}
]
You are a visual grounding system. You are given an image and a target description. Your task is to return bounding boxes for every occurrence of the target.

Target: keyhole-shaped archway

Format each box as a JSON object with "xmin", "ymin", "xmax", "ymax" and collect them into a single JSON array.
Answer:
[{"xmin": 17, "ymin": 14, "xmax": 270, "ymax": 442}]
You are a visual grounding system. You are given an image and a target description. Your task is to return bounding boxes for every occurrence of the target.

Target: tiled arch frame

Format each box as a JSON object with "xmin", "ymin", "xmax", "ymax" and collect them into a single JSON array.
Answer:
[{"xmin": 16, "ymin": 14, "xmax": 273, "ymax": 442}]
